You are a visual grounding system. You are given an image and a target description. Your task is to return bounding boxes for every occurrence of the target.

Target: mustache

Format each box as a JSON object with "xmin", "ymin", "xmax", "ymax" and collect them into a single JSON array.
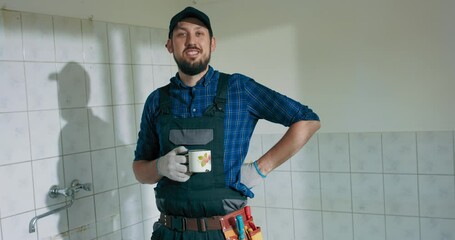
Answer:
[{"xmin": 184, "ymin": 45, "xmax": 201, "ymax": 52}]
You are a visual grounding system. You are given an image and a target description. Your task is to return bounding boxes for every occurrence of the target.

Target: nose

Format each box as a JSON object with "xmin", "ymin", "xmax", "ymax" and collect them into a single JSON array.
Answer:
[{"xmin": 185, "ymin": 32, "xmax": 196, "ymax": 45}]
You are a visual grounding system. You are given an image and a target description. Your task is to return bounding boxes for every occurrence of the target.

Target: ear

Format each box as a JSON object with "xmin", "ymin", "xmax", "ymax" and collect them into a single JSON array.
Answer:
[
  {"xmin": 210, "ymin": 37, "xmax": 216, "ymax": 52},
  {"xmin": 165, "ymin": 39, "xmax": 173, "ymax": 53}
]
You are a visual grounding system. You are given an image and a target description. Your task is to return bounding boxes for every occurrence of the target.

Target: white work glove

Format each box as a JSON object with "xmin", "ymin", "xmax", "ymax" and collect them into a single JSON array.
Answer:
[
  {"xmin": 240, "ymin": 161, "xmax": 267, "ymax": 189},
  {"xmin": 156, "ymin": 146, "xmax": 190, "ymax": 182}
]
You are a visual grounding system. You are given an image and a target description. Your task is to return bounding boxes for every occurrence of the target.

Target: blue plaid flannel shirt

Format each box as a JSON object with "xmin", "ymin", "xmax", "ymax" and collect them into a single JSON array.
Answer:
[{"xmin": 134, "ymin": 66, "xmax": 319, "ymax": 198}]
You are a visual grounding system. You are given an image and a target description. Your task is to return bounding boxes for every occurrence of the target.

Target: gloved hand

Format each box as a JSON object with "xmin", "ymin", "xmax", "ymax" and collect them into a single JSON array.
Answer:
[
  {"xmin": 240, "ymin": 161, "xmax": 267, "ymax": 189},
  {"xmin": 156, "ymin": 146, "xmax": 191, "ymax": 182}
]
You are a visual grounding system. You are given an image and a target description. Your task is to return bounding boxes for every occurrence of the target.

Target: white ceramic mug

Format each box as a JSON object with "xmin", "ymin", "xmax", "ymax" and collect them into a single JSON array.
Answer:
[{"xmin": 187, "ymin": 149, "xmax": 212, "ymax": 173}]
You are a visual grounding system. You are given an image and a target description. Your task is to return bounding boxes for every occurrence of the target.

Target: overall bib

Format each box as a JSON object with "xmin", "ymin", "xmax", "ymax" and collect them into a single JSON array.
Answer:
[{"xmin": 152, "ymin": 73, "xmax": 247, "ymax": 240}]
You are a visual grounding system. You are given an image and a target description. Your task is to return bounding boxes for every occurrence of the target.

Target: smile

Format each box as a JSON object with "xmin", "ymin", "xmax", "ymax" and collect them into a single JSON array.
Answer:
[{"xmin": 184, "ymin": 48, "xmax": 201, "ymax": 57}]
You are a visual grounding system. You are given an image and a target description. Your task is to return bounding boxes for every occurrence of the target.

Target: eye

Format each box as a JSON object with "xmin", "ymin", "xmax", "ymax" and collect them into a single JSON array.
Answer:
[
  {"xmin": 175, "ymin": 31, "xmax": 187, "ymax": 38},
  {"xmin": 195, "ymin": 31, "xmax": 204, "ymax": 37}
]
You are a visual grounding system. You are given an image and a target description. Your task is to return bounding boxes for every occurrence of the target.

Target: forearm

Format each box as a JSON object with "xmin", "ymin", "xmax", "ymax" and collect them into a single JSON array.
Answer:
[
  {"xmin": 133, "ymin": 160, "xmax": 161, "ymax": 184},
  {"xmin": 256, "ymin": 120, "xmax": 320, "ymax": 174}
]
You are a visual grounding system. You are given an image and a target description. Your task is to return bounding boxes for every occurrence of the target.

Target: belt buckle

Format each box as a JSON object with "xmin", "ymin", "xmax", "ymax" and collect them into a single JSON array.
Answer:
[
  {"xmin": 181, "ymin": 217, "xmax": 186, "ymax": 231},
  {"xmin": 198, "ymin": 218, "xmax": 207, "ymax": 232}
]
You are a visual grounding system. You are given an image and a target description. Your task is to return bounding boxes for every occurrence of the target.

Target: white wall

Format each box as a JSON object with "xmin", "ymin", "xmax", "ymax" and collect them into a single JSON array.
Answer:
[
  {"xmin": 4, "ymin": 0, "xmax": 454, "ymax": 133},
  {"xmin": 0, "ymin": 0, "xmax": 185, "ymax": 28},
  {"xmin": 201, "ymin": 0, "xmax": 455, "ymax": 133}
]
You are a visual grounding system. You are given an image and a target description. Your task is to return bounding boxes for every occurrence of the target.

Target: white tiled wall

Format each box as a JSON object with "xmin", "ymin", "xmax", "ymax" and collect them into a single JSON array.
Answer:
[
  {"xmin": 0, "ymin": 9, "xmax": 173, "ymax": 240},
  {"xmin": 246, "ymin": 132, "xmax": 455, "ymax": 240},
  {"xmin": 1, "ymin": 9, "xmax": 455, "ymax": 240}
]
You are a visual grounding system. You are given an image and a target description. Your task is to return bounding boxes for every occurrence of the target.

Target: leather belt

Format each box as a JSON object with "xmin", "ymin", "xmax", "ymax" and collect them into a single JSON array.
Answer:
[{"xmin": 159, "ymin": 214, "xmax": 223, "ymax": 232}]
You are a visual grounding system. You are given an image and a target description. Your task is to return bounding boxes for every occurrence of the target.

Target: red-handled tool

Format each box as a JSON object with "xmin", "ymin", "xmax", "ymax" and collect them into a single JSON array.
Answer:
[{"xmin": 245, "ymin": 206, "xmax": 252, "ymax": 220}]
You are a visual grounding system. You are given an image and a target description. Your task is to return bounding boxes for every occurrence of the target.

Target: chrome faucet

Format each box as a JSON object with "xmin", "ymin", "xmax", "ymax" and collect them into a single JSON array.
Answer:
[{"xmin": 29, "ymin": 179, "xmax": 92, "ymax": 233}]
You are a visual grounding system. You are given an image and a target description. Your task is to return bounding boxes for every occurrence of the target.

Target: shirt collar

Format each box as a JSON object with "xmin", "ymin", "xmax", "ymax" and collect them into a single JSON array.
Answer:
[{"xmin": 171, "ymin": 66, "xmax": 216, "ymax": 88}]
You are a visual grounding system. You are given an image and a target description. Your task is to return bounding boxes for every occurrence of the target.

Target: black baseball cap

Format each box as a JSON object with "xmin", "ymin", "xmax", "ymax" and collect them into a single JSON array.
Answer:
[{"xmin": 168, "ymin": 6, "xmax": 213, "ymax": 39}]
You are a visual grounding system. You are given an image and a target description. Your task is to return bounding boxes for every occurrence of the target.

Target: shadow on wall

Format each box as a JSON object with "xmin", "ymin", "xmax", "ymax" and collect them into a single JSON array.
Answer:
[{"xmin": 37, "ymin": 62, "xmax": 122, "ymax": 239}]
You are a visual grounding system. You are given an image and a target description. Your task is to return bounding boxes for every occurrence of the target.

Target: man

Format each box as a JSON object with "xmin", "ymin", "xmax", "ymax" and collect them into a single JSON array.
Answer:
[{"xmin": 133, "ymin": 6, "xmax": 320, "ymax": 239}]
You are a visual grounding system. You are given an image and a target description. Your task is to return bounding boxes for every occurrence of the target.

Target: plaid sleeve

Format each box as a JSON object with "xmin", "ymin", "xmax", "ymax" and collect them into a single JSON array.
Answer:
[
  {"xmin": 134, "ymin": 91, "xmax": 160, "ymax": 161},
  {"xmin": 243, "ymin": 78, "xmax": 319, "ymax": 126}
]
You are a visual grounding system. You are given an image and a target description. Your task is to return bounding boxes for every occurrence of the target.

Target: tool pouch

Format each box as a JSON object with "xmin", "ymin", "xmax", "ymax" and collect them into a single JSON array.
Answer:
[{"xmin": 220, "ymin": 207, "xmax": 264, "ymax": 240}]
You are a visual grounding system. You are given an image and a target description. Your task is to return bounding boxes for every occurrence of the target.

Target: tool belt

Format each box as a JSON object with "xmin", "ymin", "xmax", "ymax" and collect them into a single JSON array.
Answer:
[{"xmin": 159, "ymin": 206, "xmax": 263, "ymax": 240}]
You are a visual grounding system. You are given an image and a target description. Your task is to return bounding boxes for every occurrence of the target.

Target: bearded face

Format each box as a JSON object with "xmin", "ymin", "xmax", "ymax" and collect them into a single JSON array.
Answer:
[
  {"xmin": 173, "ymin": 43, "xmax": 211, "ymax": 76},
  {"xmin": 167, "ymin": 18, "xmax": 216, "ymax": 77}
]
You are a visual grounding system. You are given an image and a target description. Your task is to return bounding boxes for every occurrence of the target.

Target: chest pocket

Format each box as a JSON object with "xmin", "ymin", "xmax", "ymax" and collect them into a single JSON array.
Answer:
[{"xmin": 169, "ymin": 129, "xmax": 213, "ymax": 146}]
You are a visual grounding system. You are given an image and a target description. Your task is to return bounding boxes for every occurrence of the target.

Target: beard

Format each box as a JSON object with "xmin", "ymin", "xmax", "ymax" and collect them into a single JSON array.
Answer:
[{"xmin": 174, "ymin": 51, "xmax": 211, "ymax": 76}]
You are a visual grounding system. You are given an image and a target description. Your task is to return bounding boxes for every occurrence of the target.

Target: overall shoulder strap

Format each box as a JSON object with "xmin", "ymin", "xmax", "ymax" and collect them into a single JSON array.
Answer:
[
  {"xmin": 158, "ymin": 84, "xmax": 172, "ymax": 115},
  {"xmin": 213, "ymin": 72, "xmax": 230, "ymax": 111}
]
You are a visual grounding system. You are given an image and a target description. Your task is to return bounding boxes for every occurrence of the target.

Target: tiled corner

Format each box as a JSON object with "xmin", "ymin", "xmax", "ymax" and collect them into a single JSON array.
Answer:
[{"xmin": 319, "ymin": 133, "xmax": 350, "ymax": 172}]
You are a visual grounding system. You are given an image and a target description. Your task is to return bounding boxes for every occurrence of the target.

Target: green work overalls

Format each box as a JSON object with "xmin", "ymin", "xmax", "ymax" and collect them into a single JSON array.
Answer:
[{"xmin": 151, "ymin": 73, "xmax": 247, "ymax": 240}]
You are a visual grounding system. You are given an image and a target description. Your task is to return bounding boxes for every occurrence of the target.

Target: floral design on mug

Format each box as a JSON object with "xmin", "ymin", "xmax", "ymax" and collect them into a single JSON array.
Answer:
[{"xmin": 198, "ymin": 153, "xmax": 211, "ymax": 167}]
